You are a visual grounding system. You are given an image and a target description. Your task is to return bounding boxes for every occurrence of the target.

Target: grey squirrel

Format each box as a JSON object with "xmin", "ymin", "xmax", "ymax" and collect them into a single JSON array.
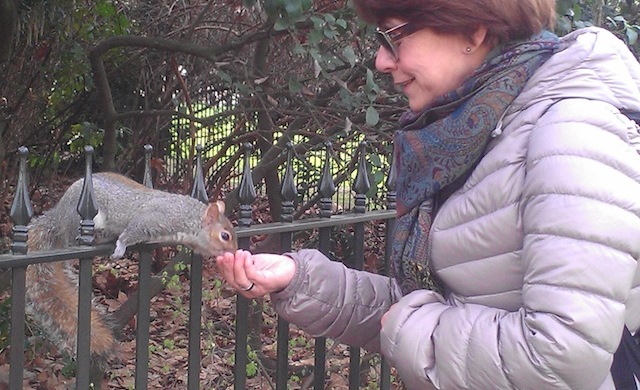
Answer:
[{"xmin": 25, "ymin": 172, "xmax": 238, "ymax": 363}]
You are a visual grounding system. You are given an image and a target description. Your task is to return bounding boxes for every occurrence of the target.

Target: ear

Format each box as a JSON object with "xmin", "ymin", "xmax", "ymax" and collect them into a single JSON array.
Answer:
[
  {"xmin": 215, "ymin": 200, "xmax": 226, "ymax": 215},
  {"xmin": 468, "ymin": 25, "xmax": 488, "ymax": 51},
  {"xmin": 203, "ymin": 201, "xmax": 223, "ymax": 226}
]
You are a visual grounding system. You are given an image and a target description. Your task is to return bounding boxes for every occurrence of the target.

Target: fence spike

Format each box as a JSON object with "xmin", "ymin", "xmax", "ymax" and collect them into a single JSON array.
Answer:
[
  {"xmin": 190, "ymin": 144, "xmax": 208, "ymax": 203},
  {"xmin": 319, "ymin": 141, "xmax": 336, "ymax": 218},
  {"xmin": 143, "ymin": 144, "xmax": 154, "ymax": 189},
  {"xmin": 77, "ymin": 145, "xmax": 98, "ymax": 246},
  {"xmin": 238, "ymin": 143, "xmax": 256, "ymax": 228},
  {"xmin": 353, "ymin": 141, "xmax": 370, "ymax": 214},
  {"xmin": 386, "ymin": 146, "xmax": 397, "ymax": 211},
  {"xmin": 10, "ymin": 146, "xmax": 33, "ymax": 254},
  {"xmin": 280, "ymin": 142, "xmax": 297, "ymax": 223},
  {"xmin": 386, "ymin": 145, "xmax": 397, "ymax": 192}
]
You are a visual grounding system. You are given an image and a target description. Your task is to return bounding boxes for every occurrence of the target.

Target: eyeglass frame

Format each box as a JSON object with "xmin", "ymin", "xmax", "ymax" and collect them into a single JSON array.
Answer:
[{"xmin": 375, "ymin": 20, "xmax": 429, "ymax": 61}]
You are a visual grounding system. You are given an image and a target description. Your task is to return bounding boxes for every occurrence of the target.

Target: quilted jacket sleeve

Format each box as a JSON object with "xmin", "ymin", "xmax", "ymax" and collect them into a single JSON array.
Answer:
[
  {"xmin": 378, "ymin": 101, "xmax": 640, "ymax": 390},
  {"xmin": 270, "ymin": 249, "xmax": 404, "ymax": 352}
]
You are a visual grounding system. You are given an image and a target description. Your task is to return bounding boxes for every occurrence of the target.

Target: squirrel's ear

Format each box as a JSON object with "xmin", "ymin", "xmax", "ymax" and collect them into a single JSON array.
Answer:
[
  {"xmin": 203, "ymin": 201, "xmax": 225, "ymax": 226},
  {"xmin": 215, "ymin": 200, "xmax": 226, "ymax": 215}
]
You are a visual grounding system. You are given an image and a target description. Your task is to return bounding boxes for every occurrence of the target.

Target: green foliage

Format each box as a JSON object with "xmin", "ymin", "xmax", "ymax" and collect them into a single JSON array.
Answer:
[
  {"xmin": 607, "ymin": 14, "xmax": 640, "ymax": 45},
  {"xmin": 0, "ymin": 298, "xmax": 10, "ymax": 351},
  {"xmin": 266, "ymin": 0, "xmax": 314, "ymax": 31},
  {"xmin": 1, "ymin": 0, "xmax": 136, "ymax": 179},
  {"xmin": 365, "ymin": 149, "xmax": 389, "ymax": 200},
  {"xmin": 246, "ymin": 346, "xmax": 259, "ymax": 377},
  {"xmin": 60, "ymin": 358, "xmax": 76, "ymax": 378},
  {"xmin": 227, "ymin": 345, "xmax": 260, "ymax": 378},
  {"xmin": 288, "ymin": 334, "xmax": 311, "ymax": 351},
  {"xmin": 45, "ymin": 0, "xmax": 131, "ymax": 111},
  {"xmin": 262, "ymin": 0, "xmax": 389, "ymax": 131},
  {"xmin": 556, "ymin": 0, "xmax": 640, "ymax": 57},
  {"xmin": 68, "ymin": 122, "xmax": 104, "ymax": 153}
]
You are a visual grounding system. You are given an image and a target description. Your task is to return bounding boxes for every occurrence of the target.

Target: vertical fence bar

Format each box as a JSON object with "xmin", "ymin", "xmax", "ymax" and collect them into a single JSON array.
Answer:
[
  {"xmin": 76, "ymin": 145, "xmax": 99, "ymax": 389},
  {"xmin": 235, "ymin": 143, "xmax": 256, "ymax": 390},
  {"xmin": 8, "ymin": 146, "xmax": 33, "ymax": 390},
  {"xmin": 135, "ymin": 148, "xmax": 155, "ymax": 389},
  {"xmin": 276, "ymin": 142, "xmax": 297, "ymax": 390},
  {"xmin": 143, "ymin": 144, "xmax": 154, "ymax": 189},
  {"xmin": 188, "ymin": 145, "xmax": 208, "ymax": 390},
  {"xmin": 315, "ymin": 141, "xmax": 336, "ymax": 390},
  {"xmin": 8, "ymin": 266, "xmax": 25, "ymax": 390},
  {"xmin": 188, "ymin": 262, "xmax": 204, "ymax": 390},
  {"xmin": 380, "ymin": 147, "xmax": 397, "ymax": 390},
  {"xmin": 135, "ymin": 250, "xmax": 153, "ymax": 389},
  {"xmin": 348, "ymin": 142, "xmax": 371, "ymax": 389}
]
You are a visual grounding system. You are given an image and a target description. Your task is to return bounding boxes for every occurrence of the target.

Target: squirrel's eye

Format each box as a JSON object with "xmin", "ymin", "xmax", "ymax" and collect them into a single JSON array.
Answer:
[{"xmin": 221, "ymin": 231, "xmax": 230, "ymax": 241}]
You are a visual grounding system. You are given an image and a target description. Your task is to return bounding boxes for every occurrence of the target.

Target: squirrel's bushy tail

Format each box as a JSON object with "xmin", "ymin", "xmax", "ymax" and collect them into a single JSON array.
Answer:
[{"xmin": 26, "ymin": 215, "xmax": 117, "ymax": 363}]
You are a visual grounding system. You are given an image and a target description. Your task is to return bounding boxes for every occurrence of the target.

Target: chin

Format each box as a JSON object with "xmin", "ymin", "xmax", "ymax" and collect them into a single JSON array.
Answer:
[
  {"xmin": 408, "ymin": 96, "xmax": 435, "ymax": 112},
  {"xmin": 409, "ymin": 102, "xmax": 427, "ymax": 112}
]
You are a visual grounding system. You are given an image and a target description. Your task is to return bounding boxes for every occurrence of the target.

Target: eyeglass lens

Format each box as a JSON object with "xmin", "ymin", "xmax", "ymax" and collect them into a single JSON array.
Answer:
[{"xmin": 375, "ymin": 29, "xmax": 398, "ymax": 59}]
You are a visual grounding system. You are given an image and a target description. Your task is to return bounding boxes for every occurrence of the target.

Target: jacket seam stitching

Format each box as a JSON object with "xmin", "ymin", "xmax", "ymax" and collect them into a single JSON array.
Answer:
[
  {"xmin": 528, "ymin": 151, "xmax": 640, "ymax": 184},
  {"xmin": 524, "ymin": 191, "xmax": 640, "ymax": 220},
  {"xmin": 523, "ymin": 280, "xmax": 624, "ymax": 305},
  {"xmin": 433, "ymin": 199, "xmax": 520, "ymax": 232},
  {"xmin": 525, "ymin": 230, "xmax": 636, "ymax": 255}
]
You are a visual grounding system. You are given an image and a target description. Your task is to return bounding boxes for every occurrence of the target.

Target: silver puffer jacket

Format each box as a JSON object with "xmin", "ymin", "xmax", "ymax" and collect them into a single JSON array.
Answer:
[{"xmin": 271, "ymin": 27, "xmax": 640, "ymax": 390}]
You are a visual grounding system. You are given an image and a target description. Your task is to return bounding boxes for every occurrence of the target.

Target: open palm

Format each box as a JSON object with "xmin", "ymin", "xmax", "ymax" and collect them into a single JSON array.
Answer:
[{"xmin": 216, "ymin": 250, "xmax": 296, "ymax": 297}]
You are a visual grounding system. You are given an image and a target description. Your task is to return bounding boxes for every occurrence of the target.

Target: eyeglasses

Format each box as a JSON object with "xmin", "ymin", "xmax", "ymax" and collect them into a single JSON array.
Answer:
[{"xmin": 375, "ymin": 21, "xmax": 426, "ymax": 61}]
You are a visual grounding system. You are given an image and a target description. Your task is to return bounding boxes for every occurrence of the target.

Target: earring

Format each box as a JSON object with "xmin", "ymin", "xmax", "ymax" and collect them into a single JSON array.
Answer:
[{"xmin": 465, "ymin": 47, "xmax": 472, "ymax": 53}]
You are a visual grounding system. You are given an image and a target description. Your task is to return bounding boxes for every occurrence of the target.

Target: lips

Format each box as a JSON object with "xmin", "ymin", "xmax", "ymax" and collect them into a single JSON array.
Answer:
[{"xmin": 395, "ymin": 79, "xmax": 413, "ymax": 92}]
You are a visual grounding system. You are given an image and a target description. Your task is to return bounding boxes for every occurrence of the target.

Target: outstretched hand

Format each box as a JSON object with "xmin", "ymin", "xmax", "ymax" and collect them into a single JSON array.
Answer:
[{"xmin": 215, "ymin": 249, "xmax": 296, "ymax": 298}]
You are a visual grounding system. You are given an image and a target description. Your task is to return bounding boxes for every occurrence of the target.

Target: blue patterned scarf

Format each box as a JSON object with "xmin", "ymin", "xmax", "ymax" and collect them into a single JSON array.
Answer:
[{"xmin": 391, "ymin": 31, "xmax": 559, "ymax": 295}]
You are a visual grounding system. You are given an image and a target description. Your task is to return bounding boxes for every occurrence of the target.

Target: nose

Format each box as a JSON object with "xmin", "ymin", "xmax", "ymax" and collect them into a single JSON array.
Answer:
[{"xmin": 375, "ymin": 46, "xmax": 396, "ymax": 73}]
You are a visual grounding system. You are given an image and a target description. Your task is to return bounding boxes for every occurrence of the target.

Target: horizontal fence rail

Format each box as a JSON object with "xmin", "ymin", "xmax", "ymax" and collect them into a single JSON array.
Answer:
[{"xmin": 1, "ymin": 141, "xmax": 398, "ymax": 390}]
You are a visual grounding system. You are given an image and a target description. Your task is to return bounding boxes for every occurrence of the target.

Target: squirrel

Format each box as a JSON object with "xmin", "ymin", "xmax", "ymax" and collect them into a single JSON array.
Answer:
[{"xmin": 25, "ymin": 172, "xmax": 238, "ymax": 364}]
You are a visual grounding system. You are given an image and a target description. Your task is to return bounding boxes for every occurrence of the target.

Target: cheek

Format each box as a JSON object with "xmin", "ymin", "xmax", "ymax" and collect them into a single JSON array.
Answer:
[{"xmin": 426, "ymin": 61, "xmax": 469, "ymax": 96}]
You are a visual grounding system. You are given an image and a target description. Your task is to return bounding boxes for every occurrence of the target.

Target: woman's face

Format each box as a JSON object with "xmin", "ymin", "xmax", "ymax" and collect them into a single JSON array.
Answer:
[{"xmin": 375, "ymin": 19, "xmax": 488, "ymax": 112}]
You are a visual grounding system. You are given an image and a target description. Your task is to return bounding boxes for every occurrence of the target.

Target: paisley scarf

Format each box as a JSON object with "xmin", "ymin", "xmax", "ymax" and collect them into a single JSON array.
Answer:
[{"xmin": 391, "ymin": 31, "xmax": 560, "ymax": 295}]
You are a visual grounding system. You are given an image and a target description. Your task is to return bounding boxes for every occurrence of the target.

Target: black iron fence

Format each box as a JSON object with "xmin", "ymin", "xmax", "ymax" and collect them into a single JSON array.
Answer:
[{"xmin": 0, "ymin": 141, "xmax": 398, "ymax": 390}]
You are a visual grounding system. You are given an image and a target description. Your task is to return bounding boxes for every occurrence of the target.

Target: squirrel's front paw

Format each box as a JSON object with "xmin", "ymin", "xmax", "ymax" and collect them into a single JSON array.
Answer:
[{"xmin": 111, "ymin": 241, "xmax": 127, "ymax": 259}]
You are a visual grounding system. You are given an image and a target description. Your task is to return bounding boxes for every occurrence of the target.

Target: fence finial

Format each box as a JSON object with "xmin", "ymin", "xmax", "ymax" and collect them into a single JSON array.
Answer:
[
  {"xmin": 77, "ymin": 145, "xmax": 98, "ymax": 246},
  {"xmin": 353, "ymin": 141, "xmax": 370, "ymax": 214},
  {"xmin": 238, "ymin": 143, "xmax": 256, "ymax": 227},
  {"xmin": 319, "ymin": 141, "xmax": 336, "ymax": 218},
  {"xmin": 191, "ymin": 144, "xmax": 208, "ymax": 203},
  {"xmin": 280, "ymin": 142, "xmax": 297, "ymax": 223},
  {"xmin": 10, "ymin": 146, "xmax": 33, "ymax": 254},
  {"xmin": 143, "ymin": 144, "xmax": 154, "ymax": 189},
  {"xmin": 386, "ymin": 145, "xmax": 397, "ymax": 211}
]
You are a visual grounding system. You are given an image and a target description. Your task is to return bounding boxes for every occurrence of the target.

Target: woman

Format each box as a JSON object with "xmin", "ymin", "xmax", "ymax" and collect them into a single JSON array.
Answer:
[{"xmin": 217, "ymin": 1, "xmax": 640, "ymax": 388}]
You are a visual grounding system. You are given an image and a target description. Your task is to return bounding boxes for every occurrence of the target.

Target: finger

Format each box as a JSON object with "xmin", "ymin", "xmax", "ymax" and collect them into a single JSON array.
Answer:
[
  {"xmin": 233, "ymin": 249, "xmax": 254, "ymax": 293},
  {"xmin": 219, "ymin": 250, "xmax": 254, "ymax": 295},
  {"xmin": 215, "ymin": 251, "xmax": 236, "ymax": 286},
  {"xmin": 242, "ymin": 256, "xmax": 266, "ymax": 296}
]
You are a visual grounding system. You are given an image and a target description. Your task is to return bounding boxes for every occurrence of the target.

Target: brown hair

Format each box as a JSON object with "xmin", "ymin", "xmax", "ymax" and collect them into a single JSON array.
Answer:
[{"xmin": 353, "ymin": 0, "xmax": 556, "ymax": 46}]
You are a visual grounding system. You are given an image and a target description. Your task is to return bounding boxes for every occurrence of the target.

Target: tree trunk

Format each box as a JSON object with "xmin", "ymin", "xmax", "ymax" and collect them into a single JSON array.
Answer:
[
  {"xmin": 253, "ymin": 35, "xmax": 284, "ymax": 222},
  {"xmin": 0, "ymin": 0, "xmax": 17, "ymax": 63},
  {"xmin": 593, "ymin": 0, "xmax": 606, "ymax": 27}
]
